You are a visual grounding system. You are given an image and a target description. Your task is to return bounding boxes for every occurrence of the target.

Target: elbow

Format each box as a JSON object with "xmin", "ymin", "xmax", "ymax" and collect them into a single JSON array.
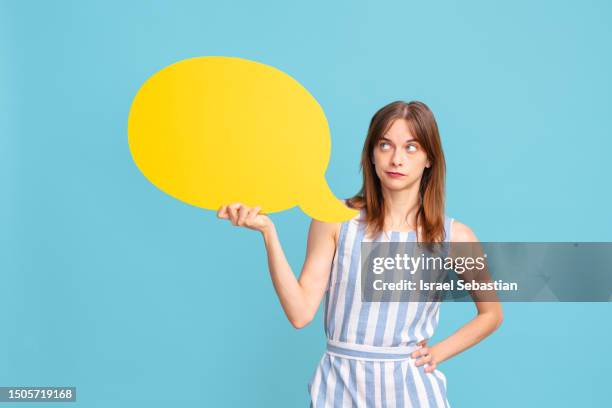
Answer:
[
  {"xmin": 494, "ymin": 311, "xmax": 504, "ymax": 330},
  {"xmin": 290, "ymin": 315, "xmax": 314, "ymax": 330},
  {"xmin": 480, "ymin": 308, "xmax": 504, "ymax": 332}
]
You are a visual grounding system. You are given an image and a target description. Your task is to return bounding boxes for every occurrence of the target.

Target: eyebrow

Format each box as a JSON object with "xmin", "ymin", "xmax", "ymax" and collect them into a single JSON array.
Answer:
[{"xmin": 380, "ymin": 136, "xmax": 418, "ymax": 144}]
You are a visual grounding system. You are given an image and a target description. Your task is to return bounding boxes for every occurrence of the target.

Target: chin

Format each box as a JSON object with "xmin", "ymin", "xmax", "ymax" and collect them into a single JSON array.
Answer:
[{"xmin": 380, "ymin": 181, "xmax": 410, "ymax": 191}]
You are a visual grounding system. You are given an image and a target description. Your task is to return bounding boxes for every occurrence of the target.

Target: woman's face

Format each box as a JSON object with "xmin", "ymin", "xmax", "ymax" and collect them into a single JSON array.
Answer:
[{"xmin": 372, "ymin": 119, "xmax": 430, "ymax": 192}]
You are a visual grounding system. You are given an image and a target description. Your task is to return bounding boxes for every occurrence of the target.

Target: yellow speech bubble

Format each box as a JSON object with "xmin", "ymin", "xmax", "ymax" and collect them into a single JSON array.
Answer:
[{"xmin": 127, "ymin": 56, "xmax": 358, "ymax": 222}]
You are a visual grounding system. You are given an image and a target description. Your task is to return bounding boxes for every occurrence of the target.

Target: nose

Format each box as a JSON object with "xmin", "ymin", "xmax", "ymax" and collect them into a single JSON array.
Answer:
[{"xmin": 391, "ymin": 148, "xmax": 404, "ymax": 167}]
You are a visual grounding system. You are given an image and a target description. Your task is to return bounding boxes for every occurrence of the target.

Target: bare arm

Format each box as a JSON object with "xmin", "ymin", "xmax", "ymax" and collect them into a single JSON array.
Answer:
[
  {"xmin": 262, "ymin": 217, "xmax": 338, "ymax": 328},
  {"xmin": 412, "ymin": 221, "xmax": 504, "ymax": 372},
  {"xmin": 218, "ymin": 203, "xmax": 339, "ymax": 329}
]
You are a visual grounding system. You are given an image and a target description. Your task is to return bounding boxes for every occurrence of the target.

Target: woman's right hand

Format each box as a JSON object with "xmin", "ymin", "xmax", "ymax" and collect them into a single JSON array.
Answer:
[{"xmin": 217, "ymin": 203, "xmax": 273, "ymax": 234}]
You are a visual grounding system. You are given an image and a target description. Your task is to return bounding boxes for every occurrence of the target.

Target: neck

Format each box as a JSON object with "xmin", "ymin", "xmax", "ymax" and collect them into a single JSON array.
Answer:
[{"xmin": 381, "ymin": 183, "xmax": 421, "ymax": 230}]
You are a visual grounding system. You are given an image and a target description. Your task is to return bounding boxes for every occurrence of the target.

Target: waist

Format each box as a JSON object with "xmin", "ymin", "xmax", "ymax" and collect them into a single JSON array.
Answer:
[{"xmin": 326, "ymin": 339, "xmax": 419, "ymax": 361}]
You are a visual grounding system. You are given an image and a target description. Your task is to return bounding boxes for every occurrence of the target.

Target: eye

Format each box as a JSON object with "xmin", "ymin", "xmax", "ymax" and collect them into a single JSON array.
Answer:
[
  {"xmin": 406, "ymin": 144, "xmax": 418, "ymax": 153},
  {"xmin": 379, "ymin": 141, "xmax": 391, "ymax": 150}
]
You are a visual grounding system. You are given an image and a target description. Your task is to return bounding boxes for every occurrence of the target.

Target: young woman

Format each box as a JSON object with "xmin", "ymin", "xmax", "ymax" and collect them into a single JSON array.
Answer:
[{"xmin": 218, "ymin": 100, "xmax": 503, "ymax": 407}]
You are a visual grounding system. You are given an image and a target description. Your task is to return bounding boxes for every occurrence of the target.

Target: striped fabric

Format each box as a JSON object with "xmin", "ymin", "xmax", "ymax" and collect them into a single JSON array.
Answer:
[{"xmin": 308, "ymin": 208, "xmax": 454, "ymax": 407}]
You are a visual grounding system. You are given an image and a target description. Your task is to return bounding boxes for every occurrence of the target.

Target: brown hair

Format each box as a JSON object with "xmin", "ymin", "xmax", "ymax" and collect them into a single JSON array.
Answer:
[{"xmin": 347, "ymin": 101, "xmax": 446, "ymax": 242}]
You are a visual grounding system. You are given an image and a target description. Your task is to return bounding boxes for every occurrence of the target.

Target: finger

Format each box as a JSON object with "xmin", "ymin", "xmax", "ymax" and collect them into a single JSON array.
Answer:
[
  {"xmin": 217, "ymin": 205, "xmax": 229, "ymax": 219},
  {"xmin": 228, "ymin": 204, "xmax": 241, "ymax": 225},
  {"xmin": 228, "ymin": 207, "xmax": 236, "ymax": 225},
  {"xmin": 424, "ymin": 363, "xmax": 437, "ymax": 373},
  {"xmin": 417, "ymin": 339, "xmax": 428, "ymax": 347},
  {"xmin": 411, "ymin": 347, "xmax": 429, "ymax": 359},
  {"xmin": 415, "ymin": 354, "xmax": 432, "ymax": 367},
  {"xmin": 246, "ymin": 206, "xmax": 261, "ymax": 224},
  {"xmin": 228, "ymin": 203, "xmax": 242, "ymax": 213},
  {"xmin": 237, "ymin": 205, "xmax": 251, "ymax": 226}
]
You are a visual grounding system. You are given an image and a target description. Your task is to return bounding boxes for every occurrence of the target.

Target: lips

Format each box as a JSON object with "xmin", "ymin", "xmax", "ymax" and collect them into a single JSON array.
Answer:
[{"xmin": 385, "ymin": 171, "xmax": 405, "ymax": 178}]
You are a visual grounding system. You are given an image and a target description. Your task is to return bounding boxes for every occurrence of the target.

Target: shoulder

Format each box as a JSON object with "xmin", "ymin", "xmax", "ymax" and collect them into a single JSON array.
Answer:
[{"xmin": 449, "ymin": 219, "xmax": 479, "ymax": 243}]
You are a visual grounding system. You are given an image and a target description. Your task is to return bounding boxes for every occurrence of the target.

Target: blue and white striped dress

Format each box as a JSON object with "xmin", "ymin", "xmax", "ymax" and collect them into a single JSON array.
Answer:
[{"xmin": 308, "ymin": 208, "xmax": 453, "ymax": 407}]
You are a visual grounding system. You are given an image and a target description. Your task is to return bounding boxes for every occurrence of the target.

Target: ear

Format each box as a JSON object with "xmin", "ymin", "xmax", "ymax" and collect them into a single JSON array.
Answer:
[{"xmin": 425, "ymin": 160, "xmax": 431, "ymax": 169}]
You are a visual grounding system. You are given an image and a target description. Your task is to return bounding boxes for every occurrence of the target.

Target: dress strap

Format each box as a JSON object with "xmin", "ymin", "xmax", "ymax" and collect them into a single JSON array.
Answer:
[{"xmin": 444, "ymin": 215, "xmax": 455, "ymax": 243}]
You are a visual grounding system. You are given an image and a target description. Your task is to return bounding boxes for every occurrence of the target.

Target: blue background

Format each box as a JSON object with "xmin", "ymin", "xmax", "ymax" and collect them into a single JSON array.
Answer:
[{"xmin": 2, "ymin": 0, "xmax": 611, "ymax": 407}]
